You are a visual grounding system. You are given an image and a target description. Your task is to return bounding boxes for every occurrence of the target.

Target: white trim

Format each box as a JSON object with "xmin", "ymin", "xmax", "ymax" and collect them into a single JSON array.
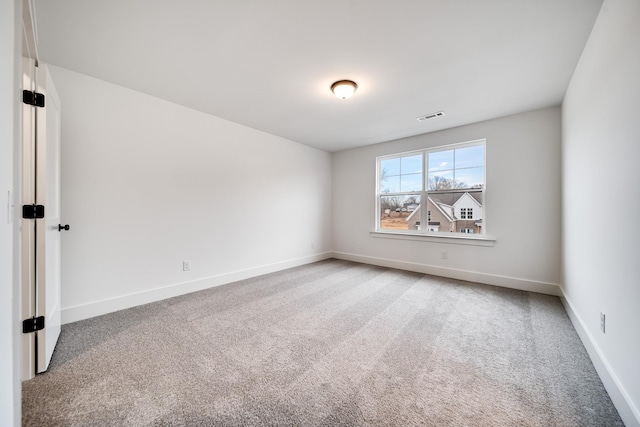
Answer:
[
  {"xmin": 61, "ymin": 252, "xmax": 333, "ymax": 324},
  {"xmin": 332, "ymin": 251, "xmax": 559, "ymax": 295},
  {"xmin": 560, "ymin": 288, "xmax": 640, "ymax": 427},
  {"xmin": 58, "ymin": 250, "xmax": 637, "ymax": 426},
  {"xmin": 376, "ymin": 139, "xmax": 486, "ymax": 236},
  {"xmin": 370, "ymin": 230, "xmax": 495, "ymax": 247}
]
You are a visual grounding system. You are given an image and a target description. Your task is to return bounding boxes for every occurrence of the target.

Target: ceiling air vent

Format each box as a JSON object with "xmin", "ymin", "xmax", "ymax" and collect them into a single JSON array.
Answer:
[{"xmin": 416, "ymin": 111, "xmax": 445, "ymax": 121}]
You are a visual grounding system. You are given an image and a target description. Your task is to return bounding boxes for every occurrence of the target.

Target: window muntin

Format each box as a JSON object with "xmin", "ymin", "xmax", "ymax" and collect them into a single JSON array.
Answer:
[
  {"xmin": 377, "ymin": 140, "xmax": 485, "ymax": 235},
  {"xmin": 427, "ymin": 145, "xmax": 484, "ymax": 190},
  {"xmin": 380, "ymin": 154, "xmax": 422, "ymax": 193},
  {"xmin": 379, "ymin": 194, "xmax": 422, "ymax": 230}
]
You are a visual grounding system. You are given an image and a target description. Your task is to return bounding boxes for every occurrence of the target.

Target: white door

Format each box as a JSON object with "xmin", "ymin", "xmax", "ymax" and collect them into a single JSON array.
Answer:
[
  {"xmin": 21, "ymin": 60, "xmax": 63, "ymax": 377},
  {"xmin": 37, "ymin": 64, "xmax": 62, "ymax": 372},
  {"xmin": 21, "ymin": 57, "xmax": 37, "ymax": 380}
]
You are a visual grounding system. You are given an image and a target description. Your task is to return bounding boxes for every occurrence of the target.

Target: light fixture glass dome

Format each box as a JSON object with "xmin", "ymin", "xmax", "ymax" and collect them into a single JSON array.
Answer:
[{"xmin": 331, "ymin": 80, "xmax": 358, "ymax": 100}]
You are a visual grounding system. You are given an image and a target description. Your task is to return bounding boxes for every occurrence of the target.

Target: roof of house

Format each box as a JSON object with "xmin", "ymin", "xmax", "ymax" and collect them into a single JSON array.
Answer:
[
  {"xmin": 407, "ymin": 190, "xmax": 483, "ymax": 223},
  {"xmin": 429, "ymin": 189, "xmax": 483, "ymax": 206}
]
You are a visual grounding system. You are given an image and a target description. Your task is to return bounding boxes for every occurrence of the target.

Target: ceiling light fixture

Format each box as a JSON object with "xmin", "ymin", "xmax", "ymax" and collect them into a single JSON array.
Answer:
[{"xmin": 331, "ymin": 80, "xmax": 358, "ymax": 100}]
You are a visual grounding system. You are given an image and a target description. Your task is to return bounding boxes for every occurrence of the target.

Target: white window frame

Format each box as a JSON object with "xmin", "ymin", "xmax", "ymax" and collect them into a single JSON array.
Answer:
[{"xmin": 373, "ymin": 139, "xmax": 493, "ymax": 246}]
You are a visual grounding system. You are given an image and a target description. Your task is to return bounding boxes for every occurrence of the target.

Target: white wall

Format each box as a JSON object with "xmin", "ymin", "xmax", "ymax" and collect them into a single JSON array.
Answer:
[
  {"xmin": 562, "ymin": 0, "xmax": 640, "ymax": 425},
  {"xmin": 0, "ymin": 0, "xmax": 21, "ymax": 425},
  {"xmin": 48, "ymin": 66, "xmax": 332, "ymax": 323},
  {"xmin": 332, "ymin": 107, "xmax": 562, "ymax": 294}
]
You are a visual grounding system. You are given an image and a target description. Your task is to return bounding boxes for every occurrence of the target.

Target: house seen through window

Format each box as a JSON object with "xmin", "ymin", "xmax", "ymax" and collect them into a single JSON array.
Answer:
[{"xmin": 377, "ymin": 139, "xmax": 485, "ymax": 236}]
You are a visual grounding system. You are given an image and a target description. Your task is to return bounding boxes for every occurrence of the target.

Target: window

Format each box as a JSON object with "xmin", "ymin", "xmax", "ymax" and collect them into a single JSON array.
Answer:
[{"xmin": 377, "ymin": 139, "xmax": 485, "ymax": 236}]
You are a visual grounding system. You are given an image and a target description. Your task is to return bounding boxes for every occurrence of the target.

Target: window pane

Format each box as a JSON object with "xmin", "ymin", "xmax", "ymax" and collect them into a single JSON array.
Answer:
[
  {"xmin": 428, "ymin": 150, "xmax": 454, "ymax": 172},
  {"xmin": 428, "ymin": 170, "xmax": 460, "ymax": 190},
  {"xmin": 454, "ymin": 167, "xmax": 484, "ymax": 189},
  {"xmin": 401, "ymin": 173, "xmax": 422, "ymax": 192},
  {"xmin": 401, "ymin": 154, "xmax": 422, "ymax": 174},
  {"xmin": 380, "ymin": 175, "xmax": 400, "ymax": 193},
  {"xmin": 380, "ymin": 154, "xmax": 424, "ymax": 193},
  {"xmin": 379, "ymin": 195, "xmax": 421, "ymax": 230},
  {"xmin": 454, "ymin": 145, "xmax": 484, "ymax": 169},
  {"xmin": 380, "ymin": 158, "xmax": 400, "ymax": 177},
  {"xmin": 376, "ymin": 140, "xmax": 485, "ymax": 236}
]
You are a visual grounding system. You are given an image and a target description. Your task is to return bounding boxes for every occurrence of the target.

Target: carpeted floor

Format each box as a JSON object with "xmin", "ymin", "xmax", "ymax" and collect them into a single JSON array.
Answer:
[{"xmin": 22, "ymin": 259, "xmax": 624, "ymax": 426}]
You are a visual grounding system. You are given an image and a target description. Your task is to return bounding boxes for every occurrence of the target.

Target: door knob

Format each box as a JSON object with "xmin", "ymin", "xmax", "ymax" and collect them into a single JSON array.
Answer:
[{"xmin": 58, "ymin": 224, "xmax": 70, "ymax": 232}]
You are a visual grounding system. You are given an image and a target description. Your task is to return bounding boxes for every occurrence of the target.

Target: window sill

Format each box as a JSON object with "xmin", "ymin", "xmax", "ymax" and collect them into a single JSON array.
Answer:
[{"xmin": 370, "ymin": 231, "xmax": 495, "ymax": 247}]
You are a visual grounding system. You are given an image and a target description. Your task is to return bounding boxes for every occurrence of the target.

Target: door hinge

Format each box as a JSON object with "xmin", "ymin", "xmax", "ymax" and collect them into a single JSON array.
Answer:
[
  {"xmin": 22, "ymin": 316, "xmax": 45, "ymax": 334},
  {"xmin": 22, "ymin": 90, "xmax": 45, "ymax": 108},
  {"xmin": 22, "ymin": 204, "xmax": 45, "ymax": 219}
]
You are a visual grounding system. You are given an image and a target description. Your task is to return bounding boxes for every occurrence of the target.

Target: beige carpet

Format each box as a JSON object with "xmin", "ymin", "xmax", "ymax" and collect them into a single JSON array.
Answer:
[{"xmin": 22, "ymin": 259, "xmax": 623, "ymax": 426}]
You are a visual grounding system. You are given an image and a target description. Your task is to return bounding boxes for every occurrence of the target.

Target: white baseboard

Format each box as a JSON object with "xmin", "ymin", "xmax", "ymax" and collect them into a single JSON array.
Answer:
[
  {"xmin": 61, "ymin": 252, "xmax": 333, "ymax": 324},
  {"xmin": 60, "ymin": 250, "xmax": 637, "ymax": 425},
  {"xmin": 332, "ymin": 251, "xmax": 638, "ymax": 424},
  {"xmin": 560, "ymin": 289, "xmax": 640, "ymax": 427},
  {"xmin": 331, "ymin": 251, "xmax": 561, "ymax": 296}
]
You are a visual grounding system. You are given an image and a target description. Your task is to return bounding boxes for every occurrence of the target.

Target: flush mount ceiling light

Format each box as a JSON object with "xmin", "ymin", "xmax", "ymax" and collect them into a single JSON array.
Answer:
[{"xmin": 331, "ymin": 80, "xmax": 358, "ymax": 100}]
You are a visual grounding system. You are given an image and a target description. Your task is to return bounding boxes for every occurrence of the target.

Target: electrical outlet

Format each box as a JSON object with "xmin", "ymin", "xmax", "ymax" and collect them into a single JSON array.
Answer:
[
  {"xmin": 310, "ymin": 241, "xmax": 315, "ymax": 249},
  {"xmin": 183, "ymin": 260, "xmax": 191, "ymax": 272},
  {"xmin": 441, "ymin": 251, "xmax": 448, "ymax": 260},
  {"xmin": 600, "ymin": 312, "xmax": 606, "ymax": 333}
]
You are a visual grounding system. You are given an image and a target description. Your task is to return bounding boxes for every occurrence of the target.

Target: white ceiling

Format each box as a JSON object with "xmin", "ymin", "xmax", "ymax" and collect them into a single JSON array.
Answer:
[{"xmin": 33, "ymin": 0, "xmax": 603, "ymax": 152}]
